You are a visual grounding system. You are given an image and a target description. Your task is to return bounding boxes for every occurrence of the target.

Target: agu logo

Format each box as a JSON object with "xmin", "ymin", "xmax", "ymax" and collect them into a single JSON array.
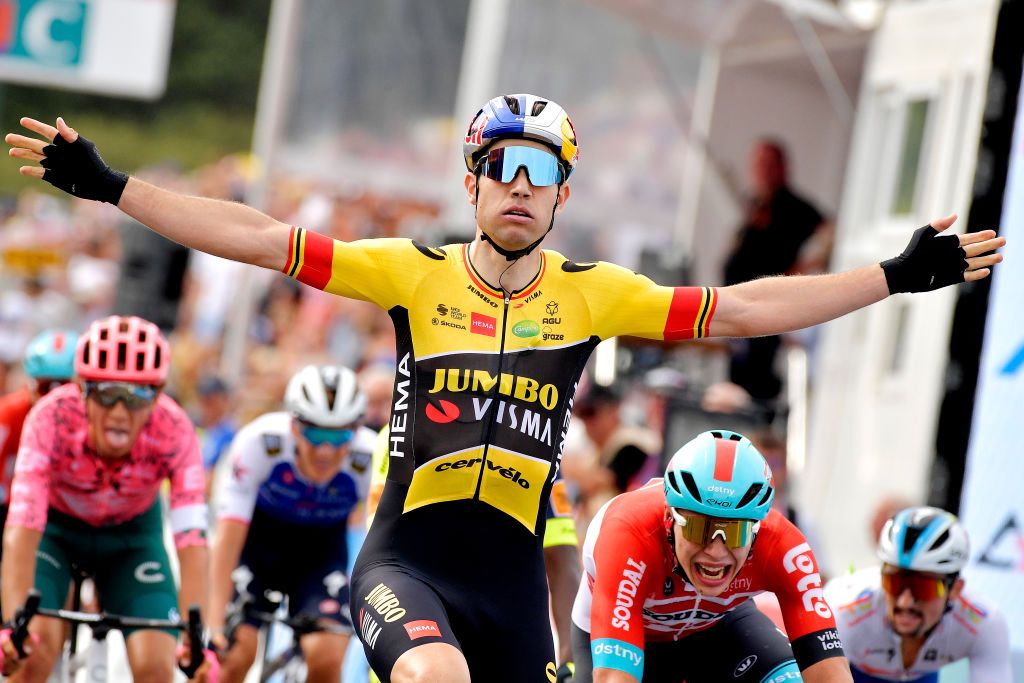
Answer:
[{"xmin": 0, "ymin": 0, "xmax": 87, "ymax": 65}]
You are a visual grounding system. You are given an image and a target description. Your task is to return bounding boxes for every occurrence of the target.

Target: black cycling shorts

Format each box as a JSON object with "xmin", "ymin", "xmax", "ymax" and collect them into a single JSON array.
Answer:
[
  {"xmin": 233, "ymin": 507, "xmax": 353, "ymax": 632},
  {"xmin": 352, "ymin": 562, "xmax": 557, "ymax": 682},
  {"xmin": 572, "ymin": 600, "xmax": 801, "ymax": 683},
  {"xmin": 352, "ymin": 495, "xmax": 558, "ymax": 682}
]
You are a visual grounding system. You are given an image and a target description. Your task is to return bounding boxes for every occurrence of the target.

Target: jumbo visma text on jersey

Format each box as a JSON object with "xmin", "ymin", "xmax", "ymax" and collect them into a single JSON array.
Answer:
[{"xmin": 282, "ymin": 229, "xmax": 717, "ymax": 535}]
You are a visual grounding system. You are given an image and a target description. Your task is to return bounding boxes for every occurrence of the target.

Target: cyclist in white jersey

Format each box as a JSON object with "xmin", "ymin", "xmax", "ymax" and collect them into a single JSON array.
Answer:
[
  {"xmin": 208, "ymin": 365, "xmax": 376, "ymax": 683},
  {"xmin": 825, "ymin": 507, "xmax": 1011, "ymax": 683}
]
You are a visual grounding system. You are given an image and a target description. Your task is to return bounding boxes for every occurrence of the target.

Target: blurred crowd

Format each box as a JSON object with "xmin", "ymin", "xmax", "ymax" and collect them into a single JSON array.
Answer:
[{"xmin": 0, "ymin": 140, "xmax": 916, "ymax": 559}]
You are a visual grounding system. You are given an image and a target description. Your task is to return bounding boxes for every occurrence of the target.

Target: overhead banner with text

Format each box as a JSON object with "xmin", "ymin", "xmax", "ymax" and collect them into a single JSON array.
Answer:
[
  {"xmin": 0, "ymin": 0, "xmax": 175, "ymax": 99},
  {"xmin": 960, "ymin": 56, "xmax": 1024, "ymax": 651}
]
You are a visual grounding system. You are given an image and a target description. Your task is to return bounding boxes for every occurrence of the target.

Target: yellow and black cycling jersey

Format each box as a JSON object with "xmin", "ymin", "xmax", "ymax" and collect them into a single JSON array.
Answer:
[
  {"xmin": 367, "ymin": 425, "xmax": 577, "ymax": 548},
  {"xmin": 283, "ymin": 229, "xmax": 717, "ymax": 538}
]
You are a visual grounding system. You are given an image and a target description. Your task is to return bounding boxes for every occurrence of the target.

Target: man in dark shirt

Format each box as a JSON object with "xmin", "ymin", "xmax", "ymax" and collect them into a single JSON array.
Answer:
[{"xmin": 723, "ymin": 139, "xmax": 831, "ymax": 401}]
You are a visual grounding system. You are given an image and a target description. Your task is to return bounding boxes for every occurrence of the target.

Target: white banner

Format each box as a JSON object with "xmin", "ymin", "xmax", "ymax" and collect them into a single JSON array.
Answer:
[
  {"xmin": 960, "ymin": 64, "xmax": 1024, "ymax": 652},
  {"xmin": 0, "ymin": 0, "xmax": 175, "ymax": 99}
]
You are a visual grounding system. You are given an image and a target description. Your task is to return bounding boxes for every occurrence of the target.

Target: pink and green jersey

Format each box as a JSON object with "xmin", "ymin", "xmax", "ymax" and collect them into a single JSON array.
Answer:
[{"xmin": 6, "ymin": 383, "xmax": 208, "ymax": 549}]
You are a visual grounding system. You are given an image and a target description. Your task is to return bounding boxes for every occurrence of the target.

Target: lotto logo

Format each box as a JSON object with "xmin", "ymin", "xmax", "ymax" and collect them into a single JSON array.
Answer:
[{"xmin": 782, "ymin": 543, "xmax": 832, "ymax": 619}]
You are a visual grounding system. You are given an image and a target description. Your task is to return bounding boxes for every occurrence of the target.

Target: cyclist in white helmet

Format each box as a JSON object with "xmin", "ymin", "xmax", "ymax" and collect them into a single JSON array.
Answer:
[
  {"xmin": 6, "ymin": 97, "xmax": 1004, "ymax": 682},
  {"xmin": 825, "ymin": 507, "xmax": 1011, "ymax": 683},
  {"xmin": 207, "ymin": 365, "xmax": 376, "ymax": 683}
]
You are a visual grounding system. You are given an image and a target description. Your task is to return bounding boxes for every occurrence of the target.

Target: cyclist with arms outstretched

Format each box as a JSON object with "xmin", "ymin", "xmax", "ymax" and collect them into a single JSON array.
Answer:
[
  {"xmin": 0, "ymin": 316, "xmax": 214, "ymax": 682},
  {"xmin": 4, "ymin": 96, "xmax": 1003, "ymax": 682},
  {"xmin": 208, "ymin": 364, "xmax": 375, "ymax": 683},
  {"xmin": 573, "ymin": 430, "xmax": 851, "ymax": 683},
  {"xmin": 826, "ymin": 507, "xmax": 1011, "ymax": 683}
]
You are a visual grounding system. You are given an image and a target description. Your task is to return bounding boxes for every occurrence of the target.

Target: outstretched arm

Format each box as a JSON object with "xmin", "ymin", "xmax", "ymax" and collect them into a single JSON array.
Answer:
[
  {"xmin": 7, "ymin": 117, "xmax": 291, "ymax": 270},
  {"xmin": 711, "ymin": 214, "xmax": 1004, "ymax": 338}
]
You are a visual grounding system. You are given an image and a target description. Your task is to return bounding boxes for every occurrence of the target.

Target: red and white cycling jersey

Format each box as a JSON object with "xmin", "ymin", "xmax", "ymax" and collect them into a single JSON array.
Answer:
[
  {"xmin": 825, "ymin": 568, "xmax": 1011, "ymax": 682},
  {"xmin": 0, "ymin": 387, "xmax": 33, "ymax": 507},
  {"xmin": 572, "ymin": 481, "xmax": 837, "ymax": 646},
  {"xmin": 7, "ymin": 383, "xmax": 207, "ymax": 548}
]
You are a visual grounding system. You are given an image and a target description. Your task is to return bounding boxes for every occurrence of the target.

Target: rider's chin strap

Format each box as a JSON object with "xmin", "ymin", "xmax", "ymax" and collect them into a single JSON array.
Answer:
[{"xmin": 475, "ymin": 178, "xmax": 560, "ymax": 262}]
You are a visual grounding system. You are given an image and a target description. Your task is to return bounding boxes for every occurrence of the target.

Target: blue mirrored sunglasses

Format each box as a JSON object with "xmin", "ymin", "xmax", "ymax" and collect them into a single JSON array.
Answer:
[
  {"xmin": 300, "ymin": 424, "xmax": 355, "ymax": 447},
  {"xmin": 83, "ymin": 381, "xmax": 159, "ymax": 410},
  {"xmin": 476, "ymin": 145, "xmax": 564, "ymax": 186}
]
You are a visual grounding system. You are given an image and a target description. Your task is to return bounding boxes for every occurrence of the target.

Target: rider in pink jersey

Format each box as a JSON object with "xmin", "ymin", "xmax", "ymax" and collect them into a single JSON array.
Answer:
[
  {"xmin": 0, "ymin": 316, "xmax": 215, "ymax": 683},
  {"xmin": 8, "ymin": 383, "xmax": 206, "ymax": 536}
]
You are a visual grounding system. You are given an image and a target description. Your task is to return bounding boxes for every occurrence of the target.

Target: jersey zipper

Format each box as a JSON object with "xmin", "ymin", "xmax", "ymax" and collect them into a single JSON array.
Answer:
[{"xmin": 472, "ymin": 292, "xmax": 511, "ymax": 499}]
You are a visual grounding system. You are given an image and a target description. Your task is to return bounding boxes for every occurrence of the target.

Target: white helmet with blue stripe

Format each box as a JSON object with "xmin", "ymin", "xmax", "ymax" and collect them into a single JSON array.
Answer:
[
  {"xmin": 463, "ymin": 94, "xmax": 579, "ymax": 179},
  {"xmin": 877, "ymin": 506, "xmax": 969, "ymax": 574}
]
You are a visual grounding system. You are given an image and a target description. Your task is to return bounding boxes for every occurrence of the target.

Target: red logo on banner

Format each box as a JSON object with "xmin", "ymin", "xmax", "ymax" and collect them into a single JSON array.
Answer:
[
  {"xmin": 471, "ymin": 312, "xmax": 497, "ymax": 337},
  {"xmin": 404, "ymin": 619, "xmax": 442, "ymax": 640}
]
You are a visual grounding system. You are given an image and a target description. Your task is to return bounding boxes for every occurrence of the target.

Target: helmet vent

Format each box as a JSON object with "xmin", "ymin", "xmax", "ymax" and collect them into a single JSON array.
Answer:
[
  {"xmin": 737, "ymin": 483, "xmax": 762, "ymax": 509},
  {"xmin": 139, "ymin": 329, "xmax": 147, "ymax": 342},
  {"xmin": 903, "ymin": 526, "xmax": 925, "ymax": 554},
  {"xmin": 98, "ymin": 348, "xmax": 106, "ymax": 368},
  {"xmin": 153, "ymin": 345, "xmax": 162, "ymax": 370},
  {"xmin": 757, "ymin": 485, "xmax": 774, "ymax": 507},
  {"xmin": 531, "ymin": 100, "xmax": 548, "ymax": 116},
  {"xmin": 680, "ymin": 472, "xmax": 703, "ymax": 503},
  {"xmin": 929, "ymin": 529, "xmax": 950, "ymax": 552},
  {"xmin": 504, "ymin": 95, "xmax": 520, "ymax": 115},
  {"xmin": 302, "ymin": 385, "xmax": 313, "ymax": 404},
  {"xmin": 117, "ymin": 343, "xmax": 128, "ymax": 370}
]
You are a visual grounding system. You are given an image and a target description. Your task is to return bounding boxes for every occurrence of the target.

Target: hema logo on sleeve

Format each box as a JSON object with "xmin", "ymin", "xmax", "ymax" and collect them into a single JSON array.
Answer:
[
  {"xmin": 0, "ymin": 0, "xmax": 87, "ymax": 66},
  {"xmin": 782, "ymin": 542, "xmax": 831, "ymax": 618}
]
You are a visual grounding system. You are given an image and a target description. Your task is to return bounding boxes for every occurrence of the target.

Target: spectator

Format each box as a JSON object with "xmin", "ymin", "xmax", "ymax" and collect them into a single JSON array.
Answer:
[
  {"xmin": 193, "ymin": 374, "xmax": 238, "ymax": 495},
  {"xmin": 721, "ymin": 139, "xmax": 832, "ymax": 401}
]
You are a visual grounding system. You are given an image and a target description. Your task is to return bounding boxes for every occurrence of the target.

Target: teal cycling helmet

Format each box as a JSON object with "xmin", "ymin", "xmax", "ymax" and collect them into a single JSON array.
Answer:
[
  {"xmin": 664, "ymin": 430, "xmax": 775, "ymax": 520},
  {"xmin": 23, "ymin": 330, "xmax": 77, "ymax": 379},
  {"xmin": 877, "ymin": 506, "xmax": 969, "ymax": 574}
]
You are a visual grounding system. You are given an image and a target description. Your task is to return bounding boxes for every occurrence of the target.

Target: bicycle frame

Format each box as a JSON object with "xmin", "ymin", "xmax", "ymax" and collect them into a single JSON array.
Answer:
[{"xmin": 226, "ymin": 593, "xmax": 348, "ymax": 683}]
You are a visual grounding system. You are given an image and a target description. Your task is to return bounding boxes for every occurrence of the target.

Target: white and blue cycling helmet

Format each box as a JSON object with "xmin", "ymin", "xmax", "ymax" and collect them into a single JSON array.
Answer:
[
  {"xmin": 663, "ymin": 430, "xmax": 775, "ymax": 520},
  {"xmin": 877, "ymin": 506, "xmax": 969, "ymax": 574},
  {"xmin": 463, "ymin": 93, "xmax": 579, "ymax": 179}
]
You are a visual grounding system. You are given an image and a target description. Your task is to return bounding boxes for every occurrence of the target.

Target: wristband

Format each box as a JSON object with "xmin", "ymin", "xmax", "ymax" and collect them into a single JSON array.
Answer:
[
  {"xmin": 880, "ymin": 225, "xmax": 968, "ymax": 294},
  {"xmin": 203, "ymin": 648, "xmax": 221, "ymax": 683},
  {"xmin": 0, "ymin": 628, "xmax": 9, "ymax": 671},
  {"xmin": 40, "ymin": 134, "xmax": 128, "ymax": 205}
]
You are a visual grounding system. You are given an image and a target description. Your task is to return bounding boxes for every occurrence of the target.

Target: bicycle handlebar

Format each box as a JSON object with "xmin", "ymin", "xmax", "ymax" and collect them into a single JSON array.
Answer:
[
  {"xmin": 9, "ymin": 590, "xmax": 41, "ymax": 658},
  {"xmin": 181, "ymin": 605, "xmax": 204, "ymax": 679},
  {"xmin": 11, "ymin": 589, "xmax": 209, "ymax": 679}
]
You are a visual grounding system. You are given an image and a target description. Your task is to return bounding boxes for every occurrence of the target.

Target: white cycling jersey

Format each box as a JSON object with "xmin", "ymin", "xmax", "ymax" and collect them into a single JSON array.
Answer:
[
  {"xmin": 215, "ymin": 411, "xmax": 375, "ymax": 527},
  {"xmin": 825, "ymin": 568, "xmax": 1011, "ymax": 683}
]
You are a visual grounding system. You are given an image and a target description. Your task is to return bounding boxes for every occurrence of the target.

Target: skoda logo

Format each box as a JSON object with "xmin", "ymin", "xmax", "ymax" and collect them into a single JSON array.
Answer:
[{"xmin": 734, "ymin": 655, "xmax": 757, "ymax": 677}]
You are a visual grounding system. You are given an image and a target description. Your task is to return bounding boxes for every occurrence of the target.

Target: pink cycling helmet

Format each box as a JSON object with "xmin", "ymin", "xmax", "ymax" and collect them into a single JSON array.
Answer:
[{"xmin": 75, "ymin": 316, "xmax": 170, "ymax": 385}]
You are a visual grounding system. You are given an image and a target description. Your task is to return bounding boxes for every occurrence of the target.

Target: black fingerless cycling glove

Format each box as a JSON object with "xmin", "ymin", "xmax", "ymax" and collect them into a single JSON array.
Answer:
[
  {"xmin": 40, "ymin": 134, "xmax": 128, "ymax": 205},
  {"xmin": 880, "ymin": 224, "xmax": 968, "ymax": 294},
  {"xmin": 555, "ymin": 661, "xmax": 575, "ymax": 683}
]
